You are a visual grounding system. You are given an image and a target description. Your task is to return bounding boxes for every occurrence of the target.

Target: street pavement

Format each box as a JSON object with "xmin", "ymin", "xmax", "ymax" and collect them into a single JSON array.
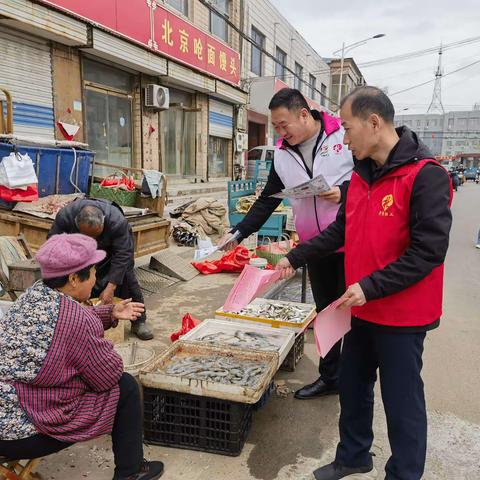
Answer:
[{"xmin": 35, "ymin": 182, "xmax": 480, "ymax": 479}]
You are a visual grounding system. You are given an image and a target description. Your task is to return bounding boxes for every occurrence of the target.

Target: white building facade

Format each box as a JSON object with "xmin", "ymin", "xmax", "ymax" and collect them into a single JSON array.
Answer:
[{"xmin": 395, "ymin": 109, "xmax": 480, "ymax": 157}]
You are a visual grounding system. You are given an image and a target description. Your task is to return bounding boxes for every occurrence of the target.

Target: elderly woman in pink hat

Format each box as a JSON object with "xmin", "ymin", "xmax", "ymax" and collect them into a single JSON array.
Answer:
[{"xmin": 0, "ymin": 234, "xmax": 164, "ymax": 480}]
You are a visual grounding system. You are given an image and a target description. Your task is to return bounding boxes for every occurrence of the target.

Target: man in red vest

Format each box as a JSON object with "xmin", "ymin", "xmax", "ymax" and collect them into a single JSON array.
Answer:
[{"xmin": 276, "ymin": 86, "xmax": 452, "ymax": 480}]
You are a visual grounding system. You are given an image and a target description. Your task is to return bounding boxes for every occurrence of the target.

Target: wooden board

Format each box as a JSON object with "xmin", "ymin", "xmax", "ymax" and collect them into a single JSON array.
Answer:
[
  {"xmin": 149, "ymin": 250, "xmax": 199, "ymax": 281},
  {"xmin": 0, "ymin": 210, "xmax": 170, "ymax": 257}
]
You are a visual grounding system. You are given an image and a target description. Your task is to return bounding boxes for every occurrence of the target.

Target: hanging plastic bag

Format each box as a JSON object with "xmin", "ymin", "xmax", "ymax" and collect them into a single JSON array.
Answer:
[
  {"xmin": 0, "ymin": 152, "xmax": 38, "ymax": 189},
  {"xmin": 170, "ymin": 313, "xmax": 201, "ymax": 342}
]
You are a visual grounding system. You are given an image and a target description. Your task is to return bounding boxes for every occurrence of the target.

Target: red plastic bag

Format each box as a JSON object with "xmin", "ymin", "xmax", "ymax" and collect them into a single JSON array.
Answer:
[
  {"xmin": 170, "ymin": 313, "xmax": 201, "ymax": 342},
  {"xmin": 0, "ymin": 184, "xmax": 38, "ymax": 202},
  {"xmin": 192, "ymin": 245, "xmax": 251, "ymax": 274},
  {"xmin": 100, "ymin": 171, "xmax": 135, "ymax": 191}
]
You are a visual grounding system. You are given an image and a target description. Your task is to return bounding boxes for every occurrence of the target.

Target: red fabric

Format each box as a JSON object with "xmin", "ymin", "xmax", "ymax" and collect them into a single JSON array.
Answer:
[
  {"xmin": 192, "ymin": 245, "xmax": 251, "ymax": 274},
  {"xmin": 0, "ymin": 184, "xmax": 38, "ymax": 202},
  {"xmin": 170, "ymin": 313, "xmax": 201, "ymax": 342},
  {"xmin": 345, "ymin": 159, "xmax": 452, "ymax": 327},
  {"xmin": 15, "ymin": 300, "xmax": 123, "ymax": 442}
]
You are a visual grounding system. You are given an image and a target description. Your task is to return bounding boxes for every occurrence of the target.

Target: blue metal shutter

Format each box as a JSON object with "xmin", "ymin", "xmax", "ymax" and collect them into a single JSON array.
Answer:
[
  {"xmin": 0, "ymin": 26, "xmax": 54, "ymax": 140},
  {"xmin": 209, "ymin": 98, "xmax": 233, "ymax": 139}
]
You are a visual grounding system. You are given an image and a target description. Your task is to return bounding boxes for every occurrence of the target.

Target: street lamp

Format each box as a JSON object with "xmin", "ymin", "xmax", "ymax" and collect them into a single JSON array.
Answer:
[{"xmin": 334, "ymin": 34, "xmax": 386, "ymax": 109}]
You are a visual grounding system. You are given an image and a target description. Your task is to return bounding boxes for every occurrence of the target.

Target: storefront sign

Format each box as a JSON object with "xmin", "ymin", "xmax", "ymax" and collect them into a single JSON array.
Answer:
[{"xmin": 37, "ymin": 0, "xmax": 240, "ymax": 86}]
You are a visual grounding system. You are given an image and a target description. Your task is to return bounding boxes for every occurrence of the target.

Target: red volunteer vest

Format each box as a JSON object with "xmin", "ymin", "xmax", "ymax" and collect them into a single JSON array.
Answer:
[{"xmin": 345, "ymin": 159, "xmax": 451, "ymax": 327}]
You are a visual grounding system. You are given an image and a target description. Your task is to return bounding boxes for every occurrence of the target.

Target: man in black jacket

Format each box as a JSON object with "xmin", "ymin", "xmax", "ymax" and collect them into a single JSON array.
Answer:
[
  {"xmin": 277, "ymin": 86, "xmax": 452, "ymax": 480},
  {"xmin": 48, "ymin": 198, "xmax": 154, "ymax": 340}
]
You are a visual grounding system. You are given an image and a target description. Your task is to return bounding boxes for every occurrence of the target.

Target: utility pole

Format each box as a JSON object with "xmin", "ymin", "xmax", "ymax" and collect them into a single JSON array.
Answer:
[{"xmin": 427, "ymin": 46, "xmax": 445, "ymax": 114}]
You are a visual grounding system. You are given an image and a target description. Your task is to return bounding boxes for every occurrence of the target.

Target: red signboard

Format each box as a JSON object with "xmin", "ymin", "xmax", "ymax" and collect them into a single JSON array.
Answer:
[{"xmin": 37, "ymin": 0, "xmax": 241, "ymax": 86}]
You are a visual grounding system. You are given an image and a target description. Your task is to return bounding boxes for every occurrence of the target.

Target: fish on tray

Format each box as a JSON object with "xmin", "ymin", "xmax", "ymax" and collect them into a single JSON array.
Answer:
[
  {"xmin": 236, "ymin": 302, "xmax": 311, "ymax": 324},
  {"xmin": 164, "ymin": 355, "xmax": 268, "ymax": 388},
  {"xmin": 196, "ymin": 330, "xmax": 281, "ymax": 351}
]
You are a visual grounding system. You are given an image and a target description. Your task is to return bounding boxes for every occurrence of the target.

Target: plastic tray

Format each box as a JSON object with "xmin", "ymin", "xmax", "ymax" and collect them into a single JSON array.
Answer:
[
  {"xmin": 181, "ymin": 318, "xmax": 295, "ymax": 367},
  {"xmin": 139, "ymin": 341, "xmax": 278, "ymax": 404},
  {"xmin": 215, "ymin": 298, "xmax": 316, "ymax": 332}
]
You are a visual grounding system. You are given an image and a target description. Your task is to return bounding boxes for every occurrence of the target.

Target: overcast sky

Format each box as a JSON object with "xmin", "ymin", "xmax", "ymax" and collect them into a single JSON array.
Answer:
[{"xmin": 271, "ymin": 0, "xmax": 480, "ymax": 115}]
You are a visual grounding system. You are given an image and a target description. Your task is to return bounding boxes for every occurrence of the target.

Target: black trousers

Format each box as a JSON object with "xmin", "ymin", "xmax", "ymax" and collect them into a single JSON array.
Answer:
[
  {"xmin": 335, "ymin": 325, "xmax": 427, "ymax": 480},
  {"xmin": 307, "ymin": 252, "xmax": 345, "ymax": 384},
  {"xmin": 93, "ymin": 259, "xmax": 147, "ymax": 324},
  {"xmin": 0, "ymin": 373, "xmax": 144, "ymax": 479}
]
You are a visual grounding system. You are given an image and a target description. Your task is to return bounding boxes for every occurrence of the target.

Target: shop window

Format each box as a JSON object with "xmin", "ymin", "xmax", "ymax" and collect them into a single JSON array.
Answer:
[
  {"xmin": 320, "ymin": 83, "xmax": 327, "ymax": 107},
  {"xmin": 275, "ymin": 47, "xmax": 287, "ymax": 81},
  {"xmin": 208, "ymin": 136, "xmax": 230, "ymax": 177},
  {"xmin": 166, "ymin": 0, "xmax": 188, "ymax": 16},
  {"xmin": 210, "ymin": 0, "xmax": 229, "ymax": 42},
  {"xmin": 83, "ymin": 58, "xmax": 132, "ymax": 91},
  {"xmin": 294, "ymin": 62, "xmax": 303, "ymax": 91},
  {"xmin": 251, "ymin": 27, "xmax": 265, "ymax": 76},
  {"xmin": 309, "ymin": 74, "xmax": 317, "ymax": 100},
  {"xmin": 83, "ymin": 58, "xmax": 133, "ymax": 171},
  {"xmin": 160, "ymin": 89, "xmax": 196, "ymax": 177}
]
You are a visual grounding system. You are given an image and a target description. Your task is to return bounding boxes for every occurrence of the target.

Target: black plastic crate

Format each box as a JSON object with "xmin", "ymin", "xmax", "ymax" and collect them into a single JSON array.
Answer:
[
  {"xmin": 280, "ymin": 331, "xmax": 305, "ymax": 372},
  {"xmin": 143, "ymin": 387, "xmax": 253, "ymax": 456},
  {"xmin": 253, "ymin": 381, "xmax": 274, "ymax": 411}
]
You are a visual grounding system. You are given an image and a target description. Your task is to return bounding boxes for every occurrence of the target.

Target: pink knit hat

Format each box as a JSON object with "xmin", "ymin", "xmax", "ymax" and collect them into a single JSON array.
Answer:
[{"xmin": 36, "ymin": 233, "xmax": 106, "ymax": 279}]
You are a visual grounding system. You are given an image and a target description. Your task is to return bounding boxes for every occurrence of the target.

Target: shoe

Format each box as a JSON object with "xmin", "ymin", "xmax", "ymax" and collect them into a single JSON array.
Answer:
[
  {"xmin": 475, "ymin": 244, "xmax": 480, "ymax": 249},
  {"xmin": 115, "ymin": 460, "xmax": 164, "ymax": 480},
  {"xmin": 131, "ymin": 320, "xmax": 154, "ymax": 340},
  {"xmin": 313, "ymin": 461, "xmax": 377, "ymax": 480},
  {"xmin": 294, "ymin": 378, "xmax": 339, "ymax": 400}
]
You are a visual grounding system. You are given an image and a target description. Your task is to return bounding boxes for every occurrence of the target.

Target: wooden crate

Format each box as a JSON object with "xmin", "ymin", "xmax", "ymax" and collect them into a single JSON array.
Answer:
[
  {"xmin": 8, "ymin": 259, "xmax": 41, "ymax": 291},
  {"xmin": 0, "ymin": 210, "xmax": 170, "ymax": 257}
]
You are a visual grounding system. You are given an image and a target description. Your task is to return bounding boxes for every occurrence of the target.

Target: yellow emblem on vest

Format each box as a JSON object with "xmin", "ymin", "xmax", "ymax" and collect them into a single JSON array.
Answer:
[{"xmin": 379, "ymin": 194, "xmax": 394, "ymax": 217}]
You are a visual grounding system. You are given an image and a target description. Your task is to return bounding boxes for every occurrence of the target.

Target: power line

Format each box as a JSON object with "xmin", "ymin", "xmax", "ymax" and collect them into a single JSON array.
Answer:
[
  {"xmin": 389, "ymin": 58, "xmax": 480, "ymax": 96},
  {"xmin": 359, "ymin": 36, "xmax": 480, "ymax": 68}
]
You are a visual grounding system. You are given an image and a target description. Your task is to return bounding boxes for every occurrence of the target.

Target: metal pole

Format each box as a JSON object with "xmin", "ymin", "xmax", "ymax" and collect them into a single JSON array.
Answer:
[{"xmin": 337, "ymin": 42, "xmax": 345, "ymax": 110}]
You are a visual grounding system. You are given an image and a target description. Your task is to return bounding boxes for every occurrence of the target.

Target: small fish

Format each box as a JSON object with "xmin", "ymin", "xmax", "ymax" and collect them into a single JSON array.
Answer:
[
  {"xmin": 196, "ymin": 330, "xmax": 280, "ymax": 351},
  {"xmin": 232, "ymin": 301, "xmax": 311, "ymax": 324},
  {"xmin": 164, "ymin": 355, "xmax": 268, "ymax": 387}
]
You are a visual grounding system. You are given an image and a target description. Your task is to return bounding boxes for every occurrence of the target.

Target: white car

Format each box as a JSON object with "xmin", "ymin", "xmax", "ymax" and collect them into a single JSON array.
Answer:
[{"xmin": 246, "ymin": 146, "xmax": 275, "ymax": 179}]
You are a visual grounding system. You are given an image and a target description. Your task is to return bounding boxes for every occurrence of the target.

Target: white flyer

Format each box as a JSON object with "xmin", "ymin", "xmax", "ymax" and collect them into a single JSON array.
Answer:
[{"xmin": 270, "ymin": 174, "xmax": 331, "ymax": 199}]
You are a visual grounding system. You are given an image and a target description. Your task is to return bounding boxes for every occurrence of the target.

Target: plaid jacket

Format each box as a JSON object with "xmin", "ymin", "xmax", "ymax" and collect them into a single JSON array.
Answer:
[{"xmin": 15, "ymin": 299, "xmax": 123, "ymax": 442}]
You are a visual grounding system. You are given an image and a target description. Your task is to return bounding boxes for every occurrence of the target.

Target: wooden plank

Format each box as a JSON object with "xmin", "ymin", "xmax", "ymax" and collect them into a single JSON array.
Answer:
[
  {"xmin": 149, "ymin": 250, "xmax": 198, "ymax": 281},
  {"xmin": 0, "ymin": 211, "xmax": 170, "ymax": 257}
]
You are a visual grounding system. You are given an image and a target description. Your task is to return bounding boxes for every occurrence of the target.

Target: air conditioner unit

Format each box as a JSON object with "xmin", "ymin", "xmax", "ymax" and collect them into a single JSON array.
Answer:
[
  {"xmin": 235, "ymin": 132, "xmax": 248, "ymax": 152},
  {"xmin": 144, "ymin": 84, "xmax": 169, "ymax": 110}
]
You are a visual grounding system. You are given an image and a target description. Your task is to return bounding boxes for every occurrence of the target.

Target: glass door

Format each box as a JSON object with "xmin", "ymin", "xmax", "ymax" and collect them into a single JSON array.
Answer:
[
  {"xmin": 160, "ymin": 107, "xmax": 196, "ymax": 177},
  {"xmin": 208, "ymin": 136, "xmax": 228, "ymax": 177},
  {"xmin": 85, "ymin": 86, "xmax": 132, "ymax": 176}
]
